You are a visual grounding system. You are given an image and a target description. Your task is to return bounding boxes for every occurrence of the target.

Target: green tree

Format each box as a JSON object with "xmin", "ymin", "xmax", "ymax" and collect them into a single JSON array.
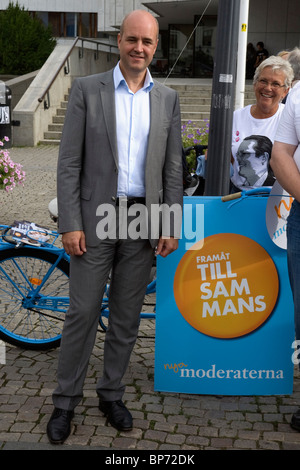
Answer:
[{"xmin": 0, "ymin": 2, "xmax": 56, "ymax": 74}]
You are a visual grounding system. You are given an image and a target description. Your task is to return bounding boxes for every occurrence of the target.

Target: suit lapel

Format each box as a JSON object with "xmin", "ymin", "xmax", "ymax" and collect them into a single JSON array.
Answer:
[
  {"xmin": 99, "ymin": 72, "xmax": 119, "ymax": 168},
  {"xmin": 147, "ymin": 85, "xmax": 161, "ymax": 163}
]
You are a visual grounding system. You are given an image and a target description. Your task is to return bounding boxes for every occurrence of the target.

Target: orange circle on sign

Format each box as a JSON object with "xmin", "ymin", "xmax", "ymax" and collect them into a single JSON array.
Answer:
[{"xmin": 173, "ymin": 233, "xmax": 279, "ymax": 339}]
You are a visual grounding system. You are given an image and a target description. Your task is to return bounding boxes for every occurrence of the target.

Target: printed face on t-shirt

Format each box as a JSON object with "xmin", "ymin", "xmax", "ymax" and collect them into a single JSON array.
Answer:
[{"xmin": 236, "ymin": 136, "xmax": 271, "ymax": 186}]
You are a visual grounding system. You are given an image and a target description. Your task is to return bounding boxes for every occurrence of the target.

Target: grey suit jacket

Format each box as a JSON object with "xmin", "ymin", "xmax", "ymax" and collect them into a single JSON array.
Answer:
[{"xmin": 57, "ymin": 69, "xmax": 183, "ymax": 247}]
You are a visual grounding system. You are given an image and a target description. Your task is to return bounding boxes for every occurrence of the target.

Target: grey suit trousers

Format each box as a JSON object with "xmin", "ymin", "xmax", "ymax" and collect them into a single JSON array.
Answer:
[{"xmin": 52, "ymin": 211, "xmax": 154, "ymax": 410}]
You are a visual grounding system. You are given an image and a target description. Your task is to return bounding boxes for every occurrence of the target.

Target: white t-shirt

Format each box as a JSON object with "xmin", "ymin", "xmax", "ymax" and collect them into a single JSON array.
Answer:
[
  {"xmin": 275, "ymin": 85, "xmax": 300, "ymax": 170},
  {"xmin": 231, "ymin": 104, "xmax": 285, "ymax": 190}
]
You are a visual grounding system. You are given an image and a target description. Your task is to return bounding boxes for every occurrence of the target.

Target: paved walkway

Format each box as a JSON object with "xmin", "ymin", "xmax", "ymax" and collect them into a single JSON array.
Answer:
[{"xmin": 1, "ymin": 145, "xmax": 300, "ymax": 451}]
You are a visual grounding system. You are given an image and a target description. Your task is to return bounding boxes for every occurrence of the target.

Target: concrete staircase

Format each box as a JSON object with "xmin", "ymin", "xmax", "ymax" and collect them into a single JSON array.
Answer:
[
  {"xmin": 39, "ymin": 82, "xmax": 256, "ymax": 145},
  {"xmin": 168, "ymin": 84, "xmax": 212, "ymax": 127},
  {"xmin": 41, "ymin": 92, "xmax": 68, "ymax": 145}
]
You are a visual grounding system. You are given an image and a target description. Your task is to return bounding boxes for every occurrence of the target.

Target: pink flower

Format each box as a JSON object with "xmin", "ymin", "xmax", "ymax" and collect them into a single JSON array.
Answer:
[{"xmin": 0, "ymin": 137, "xmax": 26, "ymax": 191}]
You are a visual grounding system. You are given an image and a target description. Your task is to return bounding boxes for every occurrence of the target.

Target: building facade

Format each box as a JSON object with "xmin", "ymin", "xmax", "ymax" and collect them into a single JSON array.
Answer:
[{"xmin": 0, "ymin": 0, "xmax": 299, "ymax": 78}]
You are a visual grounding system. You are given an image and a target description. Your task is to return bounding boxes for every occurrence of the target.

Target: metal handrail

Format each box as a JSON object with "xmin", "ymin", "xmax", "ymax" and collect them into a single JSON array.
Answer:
[
  {"xmin": 37, "ymin": 36, "xmax": 119, "ymax": 107},
  {"xmin": 78, "ymin": 37, "xmax": 119, "ymax": 59},
  {"xmin": 37, "ymin": 37, "xmax": 78, "ymax": 105}
]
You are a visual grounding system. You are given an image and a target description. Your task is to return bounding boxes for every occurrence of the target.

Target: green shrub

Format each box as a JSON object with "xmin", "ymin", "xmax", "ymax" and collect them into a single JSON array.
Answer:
[{"xmin": 0, "ymin": 2, "xmax": 56, "ymax": 75}]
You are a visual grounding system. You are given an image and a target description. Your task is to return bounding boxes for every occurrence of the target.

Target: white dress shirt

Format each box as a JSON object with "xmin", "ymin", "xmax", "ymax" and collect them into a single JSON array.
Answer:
[{"xmin": 113, "ymin": 62, "xmax": 154, "ymax": 197}]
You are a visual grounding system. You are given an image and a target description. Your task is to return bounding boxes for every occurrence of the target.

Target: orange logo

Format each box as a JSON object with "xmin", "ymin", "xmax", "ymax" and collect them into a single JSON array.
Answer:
[
  {"xmin": 274, "ymin": 196, "xmax": 293, "ymax": 220},
  {"xmin": 174, "ymin": 233, "xmax": 279, "ymax": 339}
]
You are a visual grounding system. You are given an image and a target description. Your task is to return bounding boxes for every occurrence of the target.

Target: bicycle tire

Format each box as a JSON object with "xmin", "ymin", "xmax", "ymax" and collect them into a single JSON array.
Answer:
[{"xmin": 0, "ymin": 247, "xmax": 69, "ymax": 350}]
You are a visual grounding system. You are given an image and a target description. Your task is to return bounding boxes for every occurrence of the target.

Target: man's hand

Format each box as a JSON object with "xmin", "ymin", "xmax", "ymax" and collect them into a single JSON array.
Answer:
[
  {"xmin": 156, "ymin": 236, "xmax": 178, "ymax": 258},
  {"xmin": 62, "ymin": 231, "xmax": 87, "ymax": 256}
]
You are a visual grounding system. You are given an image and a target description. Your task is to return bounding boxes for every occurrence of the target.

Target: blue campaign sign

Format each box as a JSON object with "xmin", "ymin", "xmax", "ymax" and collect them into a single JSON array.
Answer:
[{"xmin": 154, "ymin": 193, "xmax": 294, "ymax": 395}]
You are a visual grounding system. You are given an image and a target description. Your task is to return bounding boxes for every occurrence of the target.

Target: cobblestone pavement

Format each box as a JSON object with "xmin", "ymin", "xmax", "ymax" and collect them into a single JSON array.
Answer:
[{"xmin": 1, "ymin": 146, "xmax": 300, "ymax": 451}]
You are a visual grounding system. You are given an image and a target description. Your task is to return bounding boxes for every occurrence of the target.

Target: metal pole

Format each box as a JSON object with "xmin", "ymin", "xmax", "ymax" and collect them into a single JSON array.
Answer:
[
  {"xmin": 205, "ymin": 0, "xmax": 241, "ymax": 196},
  {"xmin": 235, "ymin": 0, "xmax": 250, "ymax": 110}
]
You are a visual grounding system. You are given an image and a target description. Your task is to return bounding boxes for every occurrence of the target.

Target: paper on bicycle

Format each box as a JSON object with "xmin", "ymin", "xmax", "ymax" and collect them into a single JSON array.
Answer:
[{"xmin": 10, "ymin": 220, "xmax": 50, "ymax": 245}]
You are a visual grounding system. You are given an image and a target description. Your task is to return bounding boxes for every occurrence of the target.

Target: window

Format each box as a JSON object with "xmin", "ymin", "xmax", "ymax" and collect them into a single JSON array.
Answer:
[{"xmin": 35, "ymin": 11, "xmax": 97, "ymax": 38}]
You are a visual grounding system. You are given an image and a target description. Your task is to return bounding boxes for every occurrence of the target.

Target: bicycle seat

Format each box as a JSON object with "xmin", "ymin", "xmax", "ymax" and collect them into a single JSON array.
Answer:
[{"xmin": 48, "ymin": 198, "xmax": 58, "ymax": 222}]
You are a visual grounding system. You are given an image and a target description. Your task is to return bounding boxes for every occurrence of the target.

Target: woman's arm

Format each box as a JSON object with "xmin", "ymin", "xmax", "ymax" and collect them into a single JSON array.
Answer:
[{"xmin": 271, "ymin": 141, "xmax": 300, "ymax": 201}]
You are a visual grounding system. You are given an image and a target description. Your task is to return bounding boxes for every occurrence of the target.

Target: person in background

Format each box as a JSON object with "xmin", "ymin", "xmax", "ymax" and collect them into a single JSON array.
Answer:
[
  {"xmin": 254, "ymin": 41, "xmax": 269, "ymax": 69},
  {"xmin": 288, "ymin": 47, "xmax": 300, "ymax": 88},
  {"xmin": 271, "ymin": 83, "xmax": 300, "ymax": 432},
  {"xmin": 280, "ymin": 47, "xmax": 300, "ymax": 103},
  {"xmin": 246, "ymin": 43, "xmax": 257, "ymax": 79},
  {"xmin": 230, "ymin": 56, "xmax": 293, "ymax": 192},
  {"xmin": 278, "ymin": 50, "xmax": 290, "ymax": 61}
]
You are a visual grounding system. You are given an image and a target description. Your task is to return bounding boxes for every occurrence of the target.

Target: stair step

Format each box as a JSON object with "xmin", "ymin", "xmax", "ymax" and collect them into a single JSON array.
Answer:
[
  {"xmin": 40, "ymin": 139, "xmax": 60, "ymax": 145},
  {"xmin": 177, "ymin": 90, "xmax": 212, "ymax": 98},
  {"xmin": 167, "ymin": 84, "xmax": 211, "ymax": 92},
  {"xmin": 181, "ymin": 111, "xmax": 211, "ymax": 120},
  {"xmin": 56, "ymin": 108, "xmax": 66, "ymax": 116},
  {"xmin": 181, "ymin": 104, "xmax": 211, "ymax": 112},
  {"xmin": 48, "ymin": 124, "xmax": 64, "ymax": 132},
  {"xmin": 44, "ymin": 130, "xmax": 62, "ymax": 140},
  {"xmin": 180, "ymin": 98, "xmax": 211, "ymax": 106},
  {"xmin": 53, "ymin": 115, "xmax": 65, "ymax": 124}
]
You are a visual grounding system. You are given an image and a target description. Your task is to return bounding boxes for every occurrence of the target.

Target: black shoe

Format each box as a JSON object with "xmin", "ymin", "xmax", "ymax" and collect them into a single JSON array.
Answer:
[
  {"xmin": 291, "ymin": 408, "xmax": 300, "ymax": 431},
  {"xmin": 99, "ymin": 399, "xmax": 133, "ymax": 431},
  {"xmin": 47, "ymin": 408, "xmax": 74, "ymax": 444}
]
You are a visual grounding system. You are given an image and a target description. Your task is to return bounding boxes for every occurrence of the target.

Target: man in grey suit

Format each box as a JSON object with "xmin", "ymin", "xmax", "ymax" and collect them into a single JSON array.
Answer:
[{"xmin": 47, "ymin": 9, "xmax": 183, "ymax": 444}]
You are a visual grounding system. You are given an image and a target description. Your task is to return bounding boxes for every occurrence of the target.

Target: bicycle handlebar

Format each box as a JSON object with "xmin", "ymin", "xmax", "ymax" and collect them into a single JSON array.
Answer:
[
  {"xmin": 221, "ymin": 192, "xmax": 242, "ymax": 202},
  {"xmin": 221, "ymin": 187, "xmax": 271, "ymax": 202}
]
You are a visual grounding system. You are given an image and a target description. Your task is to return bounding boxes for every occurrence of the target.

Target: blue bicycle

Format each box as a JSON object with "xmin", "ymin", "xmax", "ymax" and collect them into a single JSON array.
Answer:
[
  {"xmin": 0, "ymin": 224, "xmax": 156, "ymax": 350},
  {"xmin": 0, "ymin": 144, "xmax": 208, "ymax": 351}
]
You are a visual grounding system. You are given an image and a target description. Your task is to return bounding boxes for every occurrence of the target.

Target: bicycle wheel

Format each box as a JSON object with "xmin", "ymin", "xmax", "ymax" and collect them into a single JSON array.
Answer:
[{"xmin": 0, "ymin": 247, "xmax": 69, "ymax": 350}]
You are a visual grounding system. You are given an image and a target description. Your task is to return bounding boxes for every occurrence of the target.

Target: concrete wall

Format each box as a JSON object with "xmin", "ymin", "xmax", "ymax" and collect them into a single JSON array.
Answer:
[
  {"xmin": 12, "ymin": 44, "xmax": 72, "ymax": 147},
  {"xmin": 69, "ymin": 40, "xmax": 119, "ymax": 78},
  {"xmin": 248, "ymin": 0, "xmax": 300, "ymax": 55},
  {"xmin": 5, "ymin": 71, "xmax": 39, "ymax": 108}
]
